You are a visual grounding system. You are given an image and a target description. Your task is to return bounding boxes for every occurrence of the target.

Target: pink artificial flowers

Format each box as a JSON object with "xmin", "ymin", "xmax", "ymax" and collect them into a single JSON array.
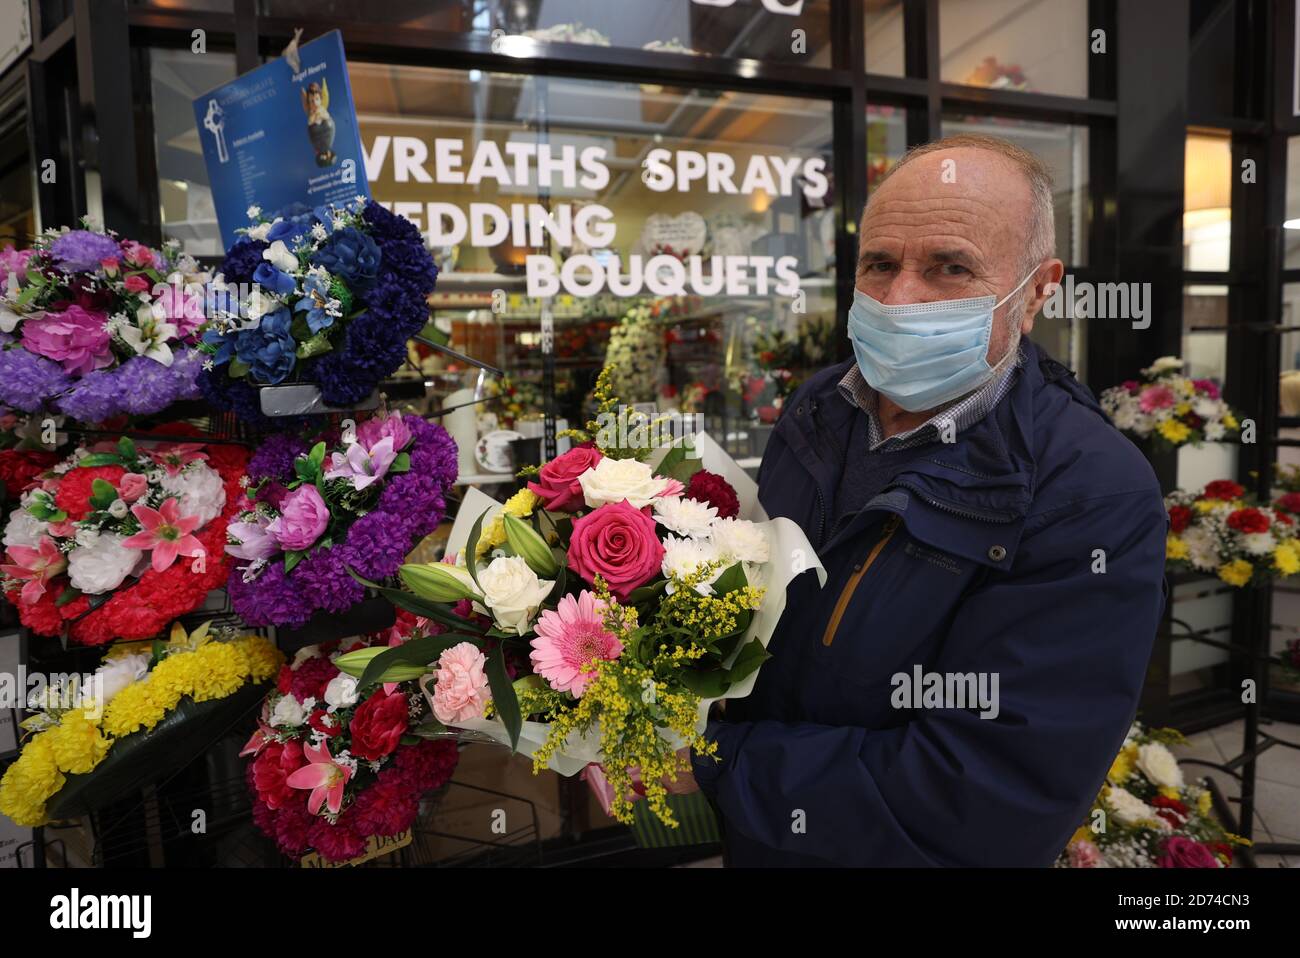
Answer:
[
  {"xmin": 121, "ymin": 498, "xmax": 204, "ymax": 572},
  {"xmin": 285, "ymin": 740, "xmax": 352, "ymax": 816},
  {"xmin": 0, "ymin": 537, "xmax": 67, "ymax": 604}
]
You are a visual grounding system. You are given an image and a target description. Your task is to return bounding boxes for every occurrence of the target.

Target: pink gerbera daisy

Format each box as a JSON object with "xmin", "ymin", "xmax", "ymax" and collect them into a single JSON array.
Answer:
[
  {"xmin": 1138, "ymin": 384, "xmax": 1176, "ymax": 413},
  {"xmin": 529, "ymin": 591, "xmax": 624, "ymax": 697}
]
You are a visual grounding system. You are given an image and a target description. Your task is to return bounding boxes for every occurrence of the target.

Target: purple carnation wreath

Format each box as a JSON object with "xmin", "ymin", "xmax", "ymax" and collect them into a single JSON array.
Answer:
[
  {"xmin": 226, "ymin": 413, "xmax": 458, "ymax": 628},
  {"xmin": 199, "ymin": 200, "xmax": 437, "ymax": 424}
]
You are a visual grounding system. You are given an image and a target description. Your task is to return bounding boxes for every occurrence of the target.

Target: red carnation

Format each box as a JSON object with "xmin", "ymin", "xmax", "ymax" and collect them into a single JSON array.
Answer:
[
  {"xmin": 307, "ymin": 811, "xmax": 367, "ymax": 862},
  {"xmin": 251, "ymin": 739, "xmax": 305, "ymax": 810},
  {"xmin": 392, "ymin": 738, "xmax": 460, "ymax": 791},
  {"xmin": 1227, "ymin": 508, "xmax": 1270, "ymax": 535},
  {"xmin": 272, "ymin": 802, "xmax": 315, "ymax": 857},
  {"xmin": 1202, "ymin": 480, "xmax": 1244, "ymax": 501},
  {"xmin": 307, "ymin": 708, "xmax": 343, "ymax": 738},
  {"xmin": 1277, "ymin": 492, "xmax": 1300, "ymax": 515},
  {"xmin": 290, "ymin": 655, "xmax": 340, "ymax": 704},
  {"xmin": 1151, "ymin": 793, "xmax": 1189, "ymax": 827},
  {"xmin": 54, "ymin": 465, "xmax": 125, "ymax": 520},
  {"xmin": 685, "ymin": 469, "xmax": 740, "ymax": 519},
  {"xmin": 349, "ymin": 689, "xmax": 410, "ymax": 761},
  {"xmin": 0, "ymin": 450, "xmax": 58, "ymax": 501},
  {"xmin": 350, "ymin": 772, "xmax": 420, "ymax": 837},
  {"xmin": 1168, "ymin": 504, "xmax": 1193, "ymax": 534},
  {"xmin": 276, "ymin": 665, "xmax": 294, "ymax": 695}
]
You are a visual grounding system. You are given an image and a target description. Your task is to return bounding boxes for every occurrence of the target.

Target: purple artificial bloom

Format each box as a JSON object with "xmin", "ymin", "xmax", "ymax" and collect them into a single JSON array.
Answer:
[
  {"xmin": 323, "ymin": 436, "xmax": 396, "ymax": 490},
  {"xmin": 0, "ymin": 345, "xmax": 72, "ymax": 412},
  {"xmin": 48, "ymin": 230, "xmax": 122, "ymax": 273},
  {"xmin": 247, "ymin": 433, "xmax": 311, "ymax": 484},
  {"xmin": 226, "ymin": 516, "xmax": 278, "ymax": 562},
  {"xmin": 54, "ymin": 349, "xmax": 203, "ymax": 423}
]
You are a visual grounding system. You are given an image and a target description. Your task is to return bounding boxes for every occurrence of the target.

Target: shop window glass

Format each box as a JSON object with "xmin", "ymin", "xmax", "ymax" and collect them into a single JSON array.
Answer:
[
  {"xmin": 866, "ymin": 103, "xmax": 906, "ymax": 195},
  {"xmin": 940, "ymin": 113, "xmax": 1089, "ymax": 266},
  {"xmin": 263, "ymin": 0, "xmax": 833, "ymax": 64},
  {"xmin": 864, "ymin": 0, "xmax": 905, "ymax": 77},
  {"xmin": 1184, "ymin": 130, "xmax": 1231, "ymax": 272},
  {"xmin": 0, "ymin": 91, "xmax": 33, "ymax": 248},
  {"xmin": 350, "ymin": 63, "xmax": 835, "ymax": 460},
  {"xmin": 1283, "ymin": 137, "xmax": 1300, "ymax": 270},
  {"xmin": 1281, "ymin": 284, "xmax": 1300, "ymax": 422},
  {"xmin": 1182, "ymin": 284, "xmax": 1228, "ymax": 383},
  {"xmin": 1188, "ymin": 0, "xmax": 1245, "ymax": 120},
  {"xmin": 939, "ymin": 0, "xmax": 1089, "ymax": 99},
  {"xmin": 150, "ymin": 47, "xmax": 239, "ymax": 256}
]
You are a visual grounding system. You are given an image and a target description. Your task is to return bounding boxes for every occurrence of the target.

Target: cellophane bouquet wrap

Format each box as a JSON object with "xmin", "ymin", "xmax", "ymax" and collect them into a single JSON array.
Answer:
[{"xmin": 349, "ymin": 368, "xmax": 824, "ymax": 827}]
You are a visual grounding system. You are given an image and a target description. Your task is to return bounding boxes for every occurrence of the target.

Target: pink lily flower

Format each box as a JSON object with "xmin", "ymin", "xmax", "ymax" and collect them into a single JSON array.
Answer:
[
  {"xmin": 0, "ymin": 537, "xmax": 67, "ymax": 604},
  {"xmin": 148, "ymin": 442, "xmax": 209, "ymax": 476},
  {"xmin": 121, "ymin": 498, "xmax": 204, "ymax": 572},
  {"xmin": 285, "ymin": 740, "xmax": 352, "ymax": 815},
  {"xmin": 323, "ymin": 436, "xmax": 397, "ymax": 491}
]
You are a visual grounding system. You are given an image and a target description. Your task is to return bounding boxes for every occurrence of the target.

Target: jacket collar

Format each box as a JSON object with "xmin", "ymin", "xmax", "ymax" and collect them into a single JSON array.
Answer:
[{"xmin": 775, "ymin": 341, "xmax": 1075, "ymax": 569}]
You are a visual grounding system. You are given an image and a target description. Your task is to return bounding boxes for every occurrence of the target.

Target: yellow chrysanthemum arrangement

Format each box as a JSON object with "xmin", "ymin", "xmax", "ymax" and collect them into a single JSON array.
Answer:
[{"xmin": 0, "ymin": 623, "xmax": 282, "ymax": 827}]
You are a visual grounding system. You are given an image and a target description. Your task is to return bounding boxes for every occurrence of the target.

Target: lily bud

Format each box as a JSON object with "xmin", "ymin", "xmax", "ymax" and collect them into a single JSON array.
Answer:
[
  {"xmin": 502, "ymin": 514, "xmax": 560, "ymax": 577},
  {"xmin": 399, "ymin": 562, "xmax": 480, "ymax": 602}
]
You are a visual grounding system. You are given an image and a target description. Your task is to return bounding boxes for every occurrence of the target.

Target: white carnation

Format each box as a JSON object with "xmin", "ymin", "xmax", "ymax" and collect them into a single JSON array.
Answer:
[
  {"xmin": 474, "ymin": 554, "xmax": 554, "ymax": 635},
  {"xmin": 1104, "ymin": 785, "xmax": 1158, "ymax": 825},
  {"xmin": 67, "ymin": 532, "xmax": 142, "ymax": 594},
  {"xmin": 323, "ymin": 673, "xmax": 359, "ymax": 708},
  {"xmin": 577, "ymin": 457, "xmax": 672, "ymax": 509},
  {"xmin": 158, "ymin": 461, "xmax": 226, "ymax": 527},
  {"xmin": 3, "ymin": 510, "xmax": 49, "ymax": 549},
  {"xmin": 709, "ymin": 517, "xmax": 770, "ymax": 564},
  {"xmin": 1136, "ymin": 742, "xmax": 1185, "ymax": 790},
  {"xmin": 269, "ymin": 693, "xmax": 306, "ymax": 728},
  {"xmin": 652, "ymin": 496, "xmax": 717, "ymax": 537}
]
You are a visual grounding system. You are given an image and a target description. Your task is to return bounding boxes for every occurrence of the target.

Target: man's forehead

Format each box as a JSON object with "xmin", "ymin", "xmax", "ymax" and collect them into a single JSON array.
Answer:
[{"xmin": 861, "ymin": 148, "xmax": 1034, "ymax": 223}]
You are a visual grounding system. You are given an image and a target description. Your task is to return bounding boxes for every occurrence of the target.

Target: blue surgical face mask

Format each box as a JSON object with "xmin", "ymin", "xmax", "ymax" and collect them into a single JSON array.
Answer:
[{"xmin": 846, "ymin": 268, "xmax": 1038, "ymax": 413}]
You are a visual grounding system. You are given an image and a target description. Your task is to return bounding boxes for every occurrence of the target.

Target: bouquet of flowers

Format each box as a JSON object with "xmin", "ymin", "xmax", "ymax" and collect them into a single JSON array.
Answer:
[
  {"xmin": 1100, "ymin": 357, "xmax": 1240, "ymax": 449},
  {"xmin": 198, "ymin": 199, "xmax": 437, "ymax": 421},
  {"xmin": 1056, "ymin": 723, "xmax": 1246, "ymax": 868},
  {"xmin": 225, "ymin": 411, "xmax": 458, "ymax": 628},
  {"xmin": 1, "ymin": 429, "xmax": 248, "ymax": 644},
  {"xmin": 349, "ymin": 368, "xmax": 824, "ymax": 827},
  {"xmin": 0, "ymin": 231, "xmax": 208, "ymax": 423},
  {"xmin": 242, "ymin": 612, "xmax": 460, "ymax": 864},
  {"xmin": 0, "ymin": 622, "xmax": 281, "ymax": 827},
  {"xmin": 603, "ymin": 302, "xmax": 664, "ymax": 403},
  {"xmin": 1164, "ymin": 480, "xmax": 1300, "ymax": 586}
]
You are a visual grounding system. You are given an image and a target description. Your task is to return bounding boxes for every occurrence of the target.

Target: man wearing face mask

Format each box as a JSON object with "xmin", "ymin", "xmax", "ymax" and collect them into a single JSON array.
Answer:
[{"xmin": 683, "ymin": 134, "xmax": 1168, "ymax": 866}]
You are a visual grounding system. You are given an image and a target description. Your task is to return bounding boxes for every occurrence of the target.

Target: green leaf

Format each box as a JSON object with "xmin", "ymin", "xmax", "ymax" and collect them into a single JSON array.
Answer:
[
  {"xmin": 543, "ymin": 561, "xmax": 567, "ymax": 606},
  {"xmin": 295, "ymin": 332, "xmax": 333, "ymax": 359},
  {"xmin": 485, "ymin": 644, "xmax": 522, "ymax": 750},
  {"xmin": 117, "ymin": 436, "xmax": 136, "ymax": 461},
  {"xmin": 308, "ymin": 442, "xmax": 326, "ymax": 471},
  {"xmin": 677, "ymin": 670, "xmax": 728, "ymax": 698},
  {"xmin": 284, "ymin": 549, "xmax": 305, "ymax": 574},
  {"xmin": 76, "ymin": 453, "xmax": 125, "ymax": 468},
  {"xmin": 711, "ymin": 562, "xmax": 748, "ymax": 596},
  {"xmin": 16, "ymin": 284, "xmax": 41, "ymax": 306},
  {"xmin": 358, "ymin": 632, "xmax": 483, "ymax": 688},
  {"xmin": 389, "ymin": 452, "xmax": 411, "ymax": 474},
  {"xmin": 89, "ymin": 478, "xmax": 118, "ymax": 510},
  {"xmin": 54, "ymin": 586, "xmax": 82, "ymax": 608},
  {"xmin": 625, "ymin": 580, "xmax": 667, "ymax": 606},
  {"xmin": 345, "ymin": 568, "xmax": 489, "ymax": 634},
  {"xmin": 28, "ymin": 503, "xmax": 67, "ymax": 523},
  {"xmin": 294, "ymin": 457, "xmax": 316, "ymax": 482},
  {"xmin": 228, "ymin": 357, "xmax": 250, "ymax": 379},
  {"xmin": 463, "ymin": 507, "xmax": 490, "ymax": 589},
  {"xmin": 656, "ymin": 442, "xmax": 704, "ymax": 483},
  {"xmin": 723, "ymin": 637, "xmax": 770, "ymax": 687}
]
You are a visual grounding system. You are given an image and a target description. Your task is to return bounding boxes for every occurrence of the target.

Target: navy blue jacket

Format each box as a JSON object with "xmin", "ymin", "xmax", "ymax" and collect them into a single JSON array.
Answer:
[{"xmin": 691, "ymin": 342, "xmax": 1168, "ymax": 866}]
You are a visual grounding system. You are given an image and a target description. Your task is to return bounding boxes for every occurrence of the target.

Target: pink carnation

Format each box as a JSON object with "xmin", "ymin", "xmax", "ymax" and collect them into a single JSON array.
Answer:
[
  {"xmin": 21, "ymin": 305, "xmax": 112, "ymax": 375},
  {"xmin": 429, "ymin": 641, "xmax": 491, "ymax": 725}
]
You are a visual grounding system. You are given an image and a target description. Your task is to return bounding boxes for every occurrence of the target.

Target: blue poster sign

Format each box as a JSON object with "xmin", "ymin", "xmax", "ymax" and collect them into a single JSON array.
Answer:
[{"xmin": 191, "ymin": 30, "xmax": 370, "ymax": 249}]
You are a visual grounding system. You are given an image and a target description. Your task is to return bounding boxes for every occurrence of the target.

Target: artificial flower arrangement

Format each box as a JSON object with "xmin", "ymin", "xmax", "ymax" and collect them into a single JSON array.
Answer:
[
  {"xmin": 0, "ymin": 411, "xmax": 59, "ymax": 503},
  {"xmin": 1056, "ymin": 723, "xmax": 1246, "ymax": 868},
  {"xmin": 0, "ymin": 621, "xmax": 282, "ymax": 827},
  {"xmin": 224, "ymin": 410, "xmax": 458, "ymax": 628},
  {"xmin": 198, "ymin": 199, "xmax": 438, "ymax": 422},
  {"xmin": 603, "ymin": 301, "xmax": 665, "ymax": 404},
  {"xmin": 347, "ymin": 366, "xmax": 823, "ymax": 828},
  {"xmin": 0, "ymin": 230, "xmax": 209, "ymax": 423},
  {"xmin": 1100, "ymin": 357, "xmax": 1241, "ymax": 450},
  {"xmin": 1, "ymin": 429, "xmax": 248, "ymax": 644},
  {"xmin": 243, "ymin": 610, "xmax": 460, "ymax": 864},
  {"xmin": 1164, "ymin": 480, "xmax": 1300, "ymax": 587}
]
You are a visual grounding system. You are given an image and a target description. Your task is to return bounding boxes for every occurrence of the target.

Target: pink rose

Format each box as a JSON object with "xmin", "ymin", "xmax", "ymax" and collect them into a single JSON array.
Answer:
[
  {"xmin": 118, "ymin": 472, "xmax": 148, "ymax": 502},
  {"xmin": 120, "ymin": 241, "xmax": 157, "ymax": 269},
  {"xmin": 428, "ymin": 641, "xmax": 490, "ymax": 725},
  {"xmin": 1157, "ymin": 836, "xmax": 1220, "ymax": 868},
  {"xmin": 21, "ymin": 306, "xmax": 112, "ymax": 375},
  {"xmin": 356, "ymin": 411, "xmax": 411, "ymax": 452},
  {"xmin": 99, "ymin": 257, "xmax": 119, "ymax": 277},
  {"xmin": 1067, "ymin": 839, "xmax": 1103, "ymax": 868},
  {"xmin": 152, "ymin": 281, "xmax": 206, "ymax": 339},
  {"xmin": 528, "ymin": 445, "xmax": 603, "ymax": 512},
  {"xmin": 567, "ymin": 500, "xmax": 664, "ymax": 600},
  {"xmin": 123, "ymin": 274, "xmax": 150, "ymax": 294},
  {"xmin": 267, "ymin": 484, "xmax": 330, "ymax": 552}
]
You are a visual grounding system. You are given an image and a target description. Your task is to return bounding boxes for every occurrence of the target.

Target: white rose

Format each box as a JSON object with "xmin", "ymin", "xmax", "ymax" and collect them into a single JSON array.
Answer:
[
  {"xmin": 108, "ymin": 498, "xmax": 128, "ymax": 519},
  {"xmin": 1104, "ymin": 786, "xmax": 1158, "ymax": 825},
  {"xmin": 157, "ymin": 461, "xmax": 225, "ymax": 527},
  {"xmin": 323, "ymin": 673, "xmax": 359, "ymax": 708},
  {"xmin": 709, "ymin": 517, "xmax": 770, "ymax": 564},
  {"xmin": 473, "ymin": 554, "xmax": 553, "ymax": 635},
  {"xmin": 263, "ymin": 239, "xmax": 298, "ymax": 274},
  {"xmin": 67, "ymin": 532, "xmax": 141, "ymax": 594},
  {"xmin": 83, "ymin": 651, "xmax": 152, "ymax": 709},
  {"xmin": 1135, "ymin": 742, "xmax": 1185, "ymax": 790},
  {"xmin": 269, "ymin": 693, "xmax": 306, "ymax": 728},
  {"xmin": 3, "ymin": 510, "xmax": 49, "ymax": 549},
  {"xmin": 578, "ymin": 457, "xmax": 671, "ymax": 509},
  {"xmin": 661, "ymin": 534, "xmax": 724, "ymax": 595},
  {"xmin": 652, "ymin": 496, "xmax": 717, "ymax": 537}
]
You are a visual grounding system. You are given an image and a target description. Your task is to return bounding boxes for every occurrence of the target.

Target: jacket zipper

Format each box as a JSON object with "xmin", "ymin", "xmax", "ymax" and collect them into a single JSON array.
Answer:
[
  {"xmin": 885, "ymin": 479, "xmax": 1020, "ymax": 524},
  {"xmin": 821, "ymin": 514, "xmax": 901, "ymax": 647}
]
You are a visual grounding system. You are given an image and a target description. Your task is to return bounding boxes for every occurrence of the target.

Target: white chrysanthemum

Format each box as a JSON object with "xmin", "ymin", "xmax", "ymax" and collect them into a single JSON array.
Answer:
[
  {"xmin": 1181, "ymin": 526, "xmax": 1219, "ymax": 571},
  {"xmin": 709, "ymin": 516, "xmax": 770, "ymax": 564},
  {"xmin": 1241, "ymin": 531, "xmax": 1277, "ymax": 556},
  {"xmin": 3, "ymin": 509, "xmax": 49, "ymax": 549},
  {"xmin": 158, "ymin": 461, "xmax": 226, "ymax": 527},
  {"xmin": 1111, "ymin": 403, "xmax": 1142, "ymax": 432},
  {"xmin": 67, "ymin": 532, "xmax": 141, "ymax": 594},
  {"xmin": 1104, "ymin": 785, "xmax": 1158, "ymax": 825},
  {"xmin": 661, "ymin": 534, "xmax": 724, "ymax": 595},
  {"xmin": 1143, "ymin": 356, "xmax": 1184, "ymax": 376},
  {"xmin": 577, "ymin": 456, "xmax": 672, "ymax": 509},
  {"xmin": 652, "ymin": 496, "xmax": 717, "ymax": 537},
  {"xmin": 1136, "ymin": 742, "xmax": 1185, "ymax": 790},
  {"xmin": 1192, "ymin": 397, "xmax": 1220, "ymax": 419}
]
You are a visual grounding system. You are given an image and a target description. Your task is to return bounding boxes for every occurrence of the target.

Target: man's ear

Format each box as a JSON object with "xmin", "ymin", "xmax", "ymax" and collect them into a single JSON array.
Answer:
[{"xmin": 1020, "ymin": 259, "xmax": 1065, "ymax": 334}]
